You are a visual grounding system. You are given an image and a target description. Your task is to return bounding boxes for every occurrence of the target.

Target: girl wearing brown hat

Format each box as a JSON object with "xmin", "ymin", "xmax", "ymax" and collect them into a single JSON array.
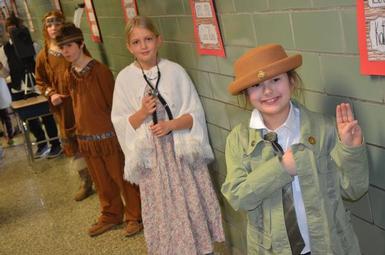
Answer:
[
  {"xmin": 222, "ymin": 44, "xmax": 369, "ymax": 254},
  {"xmin": 111, "ymin": 16, "xmax": 224, "ymax": 254},
  {"xmin": 56, "ymin": 23, "xmax": 142, "ymax": 237},
  {"xmin": 35, "ymin": 11, "xmax": 93, "ymax": 202}
]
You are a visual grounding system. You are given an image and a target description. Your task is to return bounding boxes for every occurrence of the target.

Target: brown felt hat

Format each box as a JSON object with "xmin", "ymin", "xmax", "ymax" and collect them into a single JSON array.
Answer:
[
  {"xmin": 56, "ymin": 22, "xmax": 84, "ymax": 46},
  {"xmin": 228, "ymin": 44, "xmax": 302, "ymax": 95}
]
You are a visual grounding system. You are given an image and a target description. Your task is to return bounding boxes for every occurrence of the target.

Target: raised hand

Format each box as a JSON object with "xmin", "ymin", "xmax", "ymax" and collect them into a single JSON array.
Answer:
[{"xmin": 336, "ymin": 103, "xmax": 362, "ymax": 147}]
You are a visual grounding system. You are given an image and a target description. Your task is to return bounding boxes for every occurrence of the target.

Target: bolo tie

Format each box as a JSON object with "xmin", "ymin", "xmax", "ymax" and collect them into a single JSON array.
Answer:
[
  {"xmin": 264, "ymin": 132, "xmax": 305, "ymax": 255},
  {"xmin": 138, "ymin": 60, "xmax": 174, "ymax": 134}
]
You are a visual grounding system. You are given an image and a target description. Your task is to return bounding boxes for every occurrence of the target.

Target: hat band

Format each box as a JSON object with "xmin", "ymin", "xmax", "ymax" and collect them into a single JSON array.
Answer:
[
  {"xmin": 57, "ymin": 35, "xmax": 84, "ymax": 46},
  {"xmin": 45, "ymin": 17, "xmax": 63, "ymax": 26}
]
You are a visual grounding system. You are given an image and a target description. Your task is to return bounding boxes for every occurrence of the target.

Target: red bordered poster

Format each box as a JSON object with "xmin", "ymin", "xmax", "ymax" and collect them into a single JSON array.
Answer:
[
  {"xmin": 121, "ymin": 0, "xmax": 138, "ymax": 22},
  {"xmin": 10, "ymin": 0, "xmax": 18, "ymax": 16},
  {"xmin": 84, "ymin": 0, "xmax": 102, "ymax": 43},
  {"xmin": 189, "ymin": 0, "xmax": 225, "ymax": 57},
  {"xmin": 357, "ymin": 0, "xmax": 385, "ymax": 75}
]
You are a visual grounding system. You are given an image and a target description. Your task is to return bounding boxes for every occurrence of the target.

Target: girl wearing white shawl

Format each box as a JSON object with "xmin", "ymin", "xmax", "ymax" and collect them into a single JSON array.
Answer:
[{"xmin": 111, "ymin": 16, "xmax": 224, "ymax": 255}]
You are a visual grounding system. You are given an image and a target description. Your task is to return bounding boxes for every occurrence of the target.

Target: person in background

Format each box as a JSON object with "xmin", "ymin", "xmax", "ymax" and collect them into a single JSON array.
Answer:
[
  {"xmin": 0, "ymin": 76, "xmax": 14, "ymax": 146},
  {"xmin": 56, "ymin": 23, "xmax": 142, "ymax": 237},
  {"xmin": 35, "ymin": 11, "xmax": 92, "ymax": 201},
  {"xmin": 0, "ymin": 13, "xmax": 61, "ymax": 158}
]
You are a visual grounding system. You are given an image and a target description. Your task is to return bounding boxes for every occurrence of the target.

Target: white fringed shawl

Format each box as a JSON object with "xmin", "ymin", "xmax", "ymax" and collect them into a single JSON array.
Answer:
[{"xmin": 111, "ymin": 59, "xmax": 214, "ymax": 184}]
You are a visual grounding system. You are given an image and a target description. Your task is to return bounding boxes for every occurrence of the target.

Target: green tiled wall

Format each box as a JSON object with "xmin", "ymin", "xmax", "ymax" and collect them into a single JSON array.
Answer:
[{"xmin": 17, "ymin": 0, "xmax": 385, "ymax": 254}]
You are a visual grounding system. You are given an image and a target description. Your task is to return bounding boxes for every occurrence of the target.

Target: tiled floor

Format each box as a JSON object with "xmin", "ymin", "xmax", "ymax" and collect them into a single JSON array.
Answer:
[{"xmin": 0, "ymin": 139, "xmax": 147, "ymax": 255}]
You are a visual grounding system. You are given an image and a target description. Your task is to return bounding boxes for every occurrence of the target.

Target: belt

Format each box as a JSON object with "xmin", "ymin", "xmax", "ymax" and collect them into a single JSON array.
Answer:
[{"xmin": 77, "ymin": 131, "xmax": 115, "ymax": 141}]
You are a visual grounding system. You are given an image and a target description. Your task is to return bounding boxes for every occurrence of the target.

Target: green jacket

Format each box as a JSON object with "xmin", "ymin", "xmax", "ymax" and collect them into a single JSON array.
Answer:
[{"xmin": 221, "ymin": 102, "xmax": 369, "ymax": 255}]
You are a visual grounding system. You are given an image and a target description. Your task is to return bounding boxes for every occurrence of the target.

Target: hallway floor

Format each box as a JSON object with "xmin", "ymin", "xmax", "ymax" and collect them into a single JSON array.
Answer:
[{"xmin": 0, "ymin": 140, "xmax": 147, "ymax": 255}]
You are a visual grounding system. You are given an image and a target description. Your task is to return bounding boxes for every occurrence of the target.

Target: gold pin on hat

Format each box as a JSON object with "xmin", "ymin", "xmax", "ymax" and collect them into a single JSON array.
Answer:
[
  {"xmin": 257, "ymin": 70, "xmax": 265, "ymax": 80},
  {"xmin": 308, "ymin": 136, "xmax": 316, "ymax": 145}
]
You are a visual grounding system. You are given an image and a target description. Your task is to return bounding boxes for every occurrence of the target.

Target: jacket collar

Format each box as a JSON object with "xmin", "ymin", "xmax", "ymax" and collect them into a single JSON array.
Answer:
[{"xmin": 245, "ymin": 100, "xmax": 322, "ymax": 155}]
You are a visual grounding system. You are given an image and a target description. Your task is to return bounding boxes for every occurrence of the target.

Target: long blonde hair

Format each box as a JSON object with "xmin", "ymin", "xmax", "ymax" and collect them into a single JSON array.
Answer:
[{"xmin": 125, "ymin": 16, "xmax": 159, "ymax": 43}]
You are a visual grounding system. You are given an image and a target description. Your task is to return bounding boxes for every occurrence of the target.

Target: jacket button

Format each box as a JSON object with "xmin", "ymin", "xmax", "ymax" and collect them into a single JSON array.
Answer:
[{"xmin": 308, "ymin": 136, "xmax": 316, "ymax": 145}]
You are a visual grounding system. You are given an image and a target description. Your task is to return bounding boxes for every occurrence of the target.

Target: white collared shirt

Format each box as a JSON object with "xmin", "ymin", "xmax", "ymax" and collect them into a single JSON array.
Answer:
[{"xmin": 249, "ymin": 101, "xmax": 311, "ymax": 254}]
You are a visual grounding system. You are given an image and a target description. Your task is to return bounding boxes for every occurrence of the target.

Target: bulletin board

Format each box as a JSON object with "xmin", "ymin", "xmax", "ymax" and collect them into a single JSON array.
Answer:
[
  {"xmin": 357, "ymin": 0, "xmax": 385, "ymax": 75},
  {"xmin": 84, "ymin": 0, "xmax": 102, "ymax": 43},
  {"xmin": 121, "ymin": 0, "xmax": 138, "ymax": 22},
  {"xmin": 189, "ymin": 0, "xmax": 225, "ymax": 57}
]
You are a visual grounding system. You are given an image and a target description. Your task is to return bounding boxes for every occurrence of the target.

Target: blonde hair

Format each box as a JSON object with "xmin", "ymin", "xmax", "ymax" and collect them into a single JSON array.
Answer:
[{"xmin": 125, "ymin": 16, "xmax": 159, "ymax": 42}]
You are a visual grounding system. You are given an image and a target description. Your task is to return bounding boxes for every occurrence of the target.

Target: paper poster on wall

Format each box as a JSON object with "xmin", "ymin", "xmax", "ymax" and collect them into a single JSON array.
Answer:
[
  {"xmin": 121, "ymin": 0, "xmax": 138, "ymax": 22},
  {"xmin": 357, "ymin": 0, "xmax": 385, "ymax": 75},
  {"xmin": 189, "ymin": 0, "xmax": 225, "ymax": 57},
  {"xmin": 84, "ymin": 0, "xmax": 102, "ymax": 43}
]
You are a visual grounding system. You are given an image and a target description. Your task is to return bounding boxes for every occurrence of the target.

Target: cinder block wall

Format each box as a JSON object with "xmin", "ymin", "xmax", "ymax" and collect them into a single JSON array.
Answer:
[{"xmin": 16, "ymin": 0, "xmax": 385, "ymax": 254}]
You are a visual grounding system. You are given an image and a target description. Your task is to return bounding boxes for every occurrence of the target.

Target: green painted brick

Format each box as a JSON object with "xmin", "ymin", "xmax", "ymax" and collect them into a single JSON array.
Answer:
[
  {"xmin": 159, "ymin": 17, "xmax": 179, "ymax": 41},
  {"xmin": 253, "ymin": 13, "xmax": 294, "ymax": 49},
  {"xmin": 312, "ymin": 0, "xmax": 355, "ymax": 8},
  {"xmin": 93, "ymin": 0, "xmax": 123, "ymax": 17},
  {"xmin": 158, "ymin": 42, "xmax": 177, "ymax": 62},
  {"xmin": 98, "ymin": 17, "xmax": 126, "ymax": 37},
  {"xmin": 344, "ymin": 193, "xmax": 373, "ymax": 223},
  {"xmin": 182, "ymin": 0, "xmax": 192, "ymax": 14},
  {"xmin": 292, "ymin": 11, "xmax": 344, "ymax": 52},
  {"xmin": 369, "ymin": 187, "xmax": 385, "ymax": 229},
  {"xmin": 217, "ymin": 46, "xmax": 250, "ymax": 76},
  {"xmin": 225, "ymin": 105, "xmax": 251, "ymax": 129},
  {"xmin": 136, "ymin": 0, "xmax": 168, "ymax": 15},
  {"xmin": 187, "ymin": 69, "xmax": 213, "ymax": 98},
  {"xmin": 320, "ymin": 55, "xmax": 384, "ymax": 102},
  {"xmin": 233, "ymin": 0, "xmax": 268, "ymax": 12},
  {"xmin": 221, "ymin": 14, "xmax": 257, "ymax": 47},
  {"xmin": 214, "ymin": 0, "xmax": 236, "ymax": 13},
  {"xmin": 367, "ymin": 145, "xmax": 385, "ymax": 190},
  {"xmin": 177, "ymin": 16, "xmax": 195, "ymax": 42},
  {"xmin": 294, "ymin": 51, "xmax": 324, "ymax": 92},
  {"xmin": 163, "ymin": 0, "xmax": 185, "ymax": 15},
  {"xmin": 101, "ymin": 37, "xmax": 127, "ymax": 56},
  {"xmin": 107, "ymin": 54, "xmax": 132, "ymax": 73},
  {"xmin": 301, "ymin": 91, "xmax": 351, "ymax": 117},
  {"xmin": 202, "ymin": 98, "xmax": 231, "ymax": 129},
  {"xmin": 353, "ymin": 101, "xmax": 385, "ymax": 146},
  {"xmin": 212, "ymin": 149, "xmax": 227, "ymax": 178},
  {"xmin": 194, "ymin": 54, "xmax": 219, "ymax": 73},
  {"xmin": 171, "ymin": 43, "xmax": 197, "ymax": 69},
  {"xmin": 209, "ymin": 73, "xmax": 238, "ymax": 105},
  {"xmin": 207, "ymin": 124, "xmax": 229, "ymax": 152},
  {"xmin": 341, "ymin": 9, "xmax": 359, "ymax": 53},
  {"xmin": 269, "ymin": 0, "xmax": 312, "ymax": 10}
]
